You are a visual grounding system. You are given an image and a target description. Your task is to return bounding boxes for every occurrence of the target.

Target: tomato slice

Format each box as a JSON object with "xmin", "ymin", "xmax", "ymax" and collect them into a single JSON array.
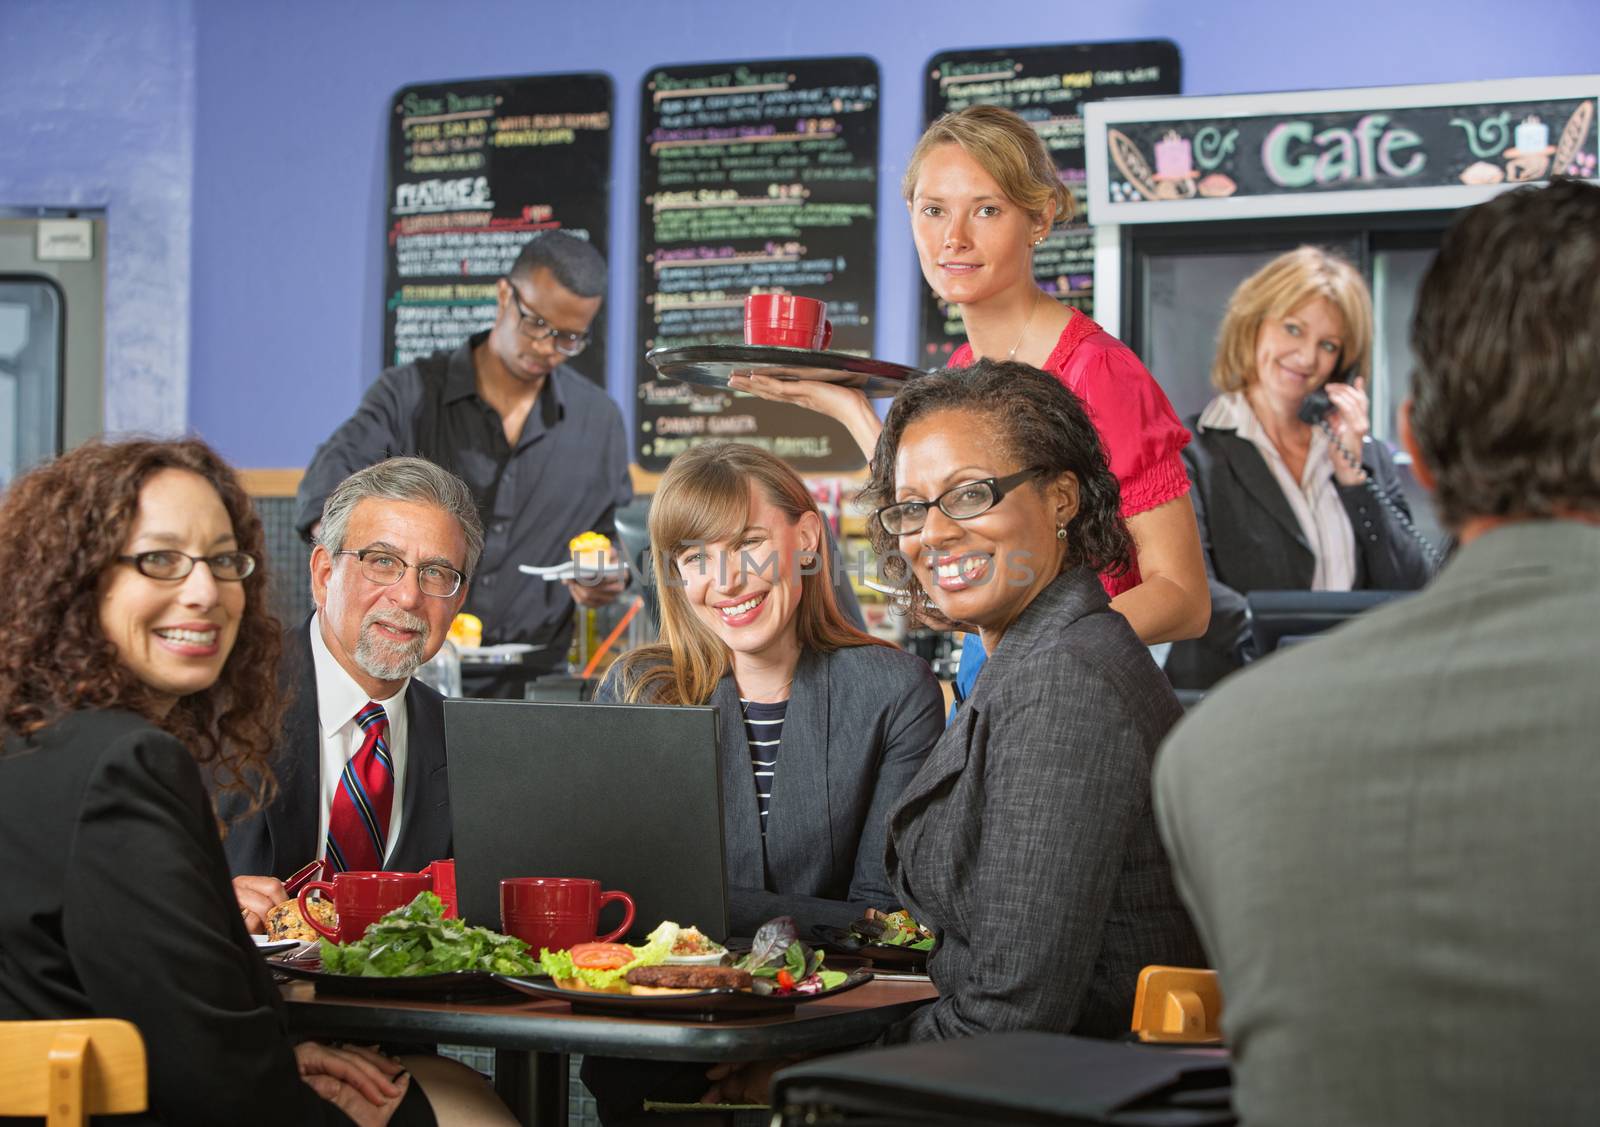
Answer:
[{"xmin": 569, "ymin": 942, "xmax": 635, "ymax": 970}]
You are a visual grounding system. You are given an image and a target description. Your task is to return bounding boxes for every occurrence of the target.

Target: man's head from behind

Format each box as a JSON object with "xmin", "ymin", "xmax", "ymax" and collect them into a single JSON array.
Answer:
[
  {"xmin": 1405, "ymin": 179, "xmax": 1600, "ymax": 533},
  {"xmin": 312, "ymin": 458, "xmax": 485, "ymax": 697},
  {"xmin": 489, "ymin": 231, "xmax": 607, "ymax": 384}
]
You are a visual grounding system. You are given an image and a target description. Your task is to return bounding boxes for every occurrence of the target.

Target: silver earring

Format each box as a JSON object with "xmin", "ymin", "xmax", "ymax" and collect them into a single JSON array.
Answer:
[{"xmin": 1056, "ymin": 527, "xmax": 1068, "ymax": 541}]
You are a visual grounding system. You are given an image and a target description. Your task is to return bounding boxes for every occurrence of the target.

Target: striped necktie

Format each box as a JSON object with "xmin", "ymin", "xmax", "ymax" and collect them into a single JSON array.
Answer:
[{"xmin": 325, "ymin": 702, "xmax": 394, "ymax": 874}]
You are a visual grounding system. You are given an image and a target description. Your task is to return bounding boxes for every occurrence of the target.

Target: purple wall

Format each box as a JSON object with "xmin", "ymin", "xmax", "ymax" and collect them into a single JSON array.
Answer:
[
  {"xmin": 7, "ymin": 1, "xmax": 1598, "ymax": 465},
  {"xmin": 0, "ymin": 0, "xmax": 194, "ymax": 436}
]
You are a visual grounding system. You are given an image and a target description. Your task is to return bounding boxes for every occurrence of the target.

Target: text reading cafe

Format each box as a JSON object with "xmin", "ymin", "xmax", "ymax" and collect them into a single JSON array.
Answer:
[{"xmin": 1, "ymin": 16, "xmax": 1598, "ymax": 1127}]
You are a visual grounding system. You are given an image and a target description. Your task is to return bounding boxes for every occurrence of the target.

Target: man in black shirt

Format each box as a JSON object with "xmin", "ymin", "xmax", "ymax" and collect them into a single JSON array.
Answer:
[{"xmin": 296, "ymin": 232, "xmax": 631, "ymax": 692}]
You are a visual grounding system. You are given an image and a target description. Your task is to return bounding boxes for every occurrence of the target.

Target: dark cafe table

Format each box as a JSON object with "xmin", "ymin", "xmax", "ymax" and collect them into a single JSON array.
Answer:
[{"xmin": 280, "ymin": 976, "xmax": 937, "ymax": 1126}]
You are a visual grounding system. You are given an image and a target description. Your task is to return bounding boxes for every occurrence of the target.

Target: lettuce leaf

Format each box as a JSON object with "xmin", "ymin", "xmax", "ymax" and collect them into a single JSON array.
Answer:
[
  {"xmin": 539, "ymin": 920, "xmax": 679, "ymax": 991},
  {"xmin": 314, "ymin": 891, "xmax": 541, "ymax": 977}
]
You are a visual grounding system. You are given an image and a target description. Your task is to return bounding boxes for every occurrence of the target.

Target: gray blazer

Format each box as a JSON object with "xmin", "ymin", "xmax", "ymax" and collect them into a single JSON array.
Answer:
[
  {"xmin": 1156, "ymin": 521, "xmax": 1600, "ymax": 1126},
  {"xmin": 600, "ymin": 643, "xmax": 944, "ymax": 935},
  {"xmin": 886, "ymin": 569, "xmax": 1204, "ymax": 1042}
]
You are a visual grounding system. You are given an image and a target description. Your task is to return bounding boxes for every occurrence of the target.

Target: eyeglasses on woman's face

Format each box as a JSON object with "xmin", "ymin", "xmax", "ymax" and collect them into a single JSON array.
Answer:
[
  {"xmin": 117, "ymin": 550, "xmax": 258, "ymax": 582},
  {"xmin": 504, "ymin": 278, "xmax": 591, "ymax": 356},
  {"xmin": 875, "ymin": 466, "xmax": 1048, "ymax": 536}
]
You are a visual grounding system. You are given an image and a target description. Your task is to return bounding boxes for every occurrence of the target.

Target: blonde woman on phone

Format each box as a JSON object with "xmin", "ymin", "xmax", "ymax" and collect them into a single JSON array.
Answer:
[{"xmin": 1166, "ymin": 246, "xmax": 1434, "ymax": 689}]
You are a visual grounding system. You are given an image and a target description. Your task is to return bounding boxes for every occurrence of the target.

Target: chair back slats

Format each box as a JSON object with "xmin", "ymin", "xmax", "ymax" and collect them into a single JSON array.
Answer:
[
  {"xmin": 0, "ymin": 1019, "xmax": 148, "ymax": 1125},
  {"xmin": 1131, "ymin": 965, "xmax": 1225, "ymax": 1044}
]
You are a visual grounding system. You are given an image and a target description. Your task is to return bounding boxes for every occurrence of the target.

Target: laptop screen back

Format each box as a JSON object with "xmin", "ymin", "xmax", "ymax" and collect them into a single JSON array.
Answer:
[{"xmin": 444, "ymin": 698, "xmax": 728, "ymax": 944}]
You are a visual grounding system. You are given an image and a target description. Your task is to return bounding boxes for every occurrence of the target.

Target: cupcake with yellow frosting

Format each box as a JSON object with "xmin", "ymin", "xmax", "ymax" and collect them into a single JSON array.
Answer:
[
  {"xmin": 447, "ymin": 612, "xmax": 482, "ymax": 649},
  {"xmin": 569, "ymin": 531, "xmax": 614, "ymax": 577}
]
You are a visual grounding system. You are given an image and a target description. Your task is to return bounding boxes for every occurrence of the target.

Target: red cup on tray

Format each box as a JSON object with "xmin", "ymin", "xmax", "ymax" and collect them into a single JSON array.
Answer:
[
  {"xmin": 297, "ymin": 870, "xmax": 433, "ymax": 945},
  {"xmin": 744, "ymin": 294, "xmax": 832, "ymax": 351},
  {"xmin": 500, "ymin": 877, "xmax": 635, "ymax": 953}
]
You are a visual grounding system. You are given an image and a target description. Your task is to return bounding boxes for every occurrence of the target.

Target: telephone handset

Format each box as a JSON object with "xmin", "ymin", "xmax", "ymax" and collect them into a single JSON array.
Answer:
[
  {"xmin": 1296, "ymin": 360, "xmax": 1353, "ymax": 426},
  {"xmin": 1297, "ymin": 363, "xmax": 1442, "ymax": 569}
]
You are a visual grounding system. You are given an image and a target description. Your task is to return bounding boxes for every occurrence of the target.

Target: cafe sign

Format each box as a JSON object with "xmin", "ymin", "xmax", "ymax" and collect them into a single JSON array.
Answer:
[{"xmin": 1084, "ymin": 75, "xmax": 1600, "ymax": 224}]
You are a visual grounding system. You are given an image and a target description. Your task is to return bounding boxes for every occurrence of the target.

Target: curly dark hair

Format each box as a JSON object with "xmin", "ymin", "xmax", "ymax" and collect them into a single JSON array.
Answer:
[
  {"xmin": 1410, "ymin": 178, "xmax": 1600, "ymax": 528},
  {"xmin": 859, "ymin": 359, "xmax": 1133, "ymax": 610},
  {"xmin": 0, "ymin": 438, "xmax": 283, "ymax": 819}
]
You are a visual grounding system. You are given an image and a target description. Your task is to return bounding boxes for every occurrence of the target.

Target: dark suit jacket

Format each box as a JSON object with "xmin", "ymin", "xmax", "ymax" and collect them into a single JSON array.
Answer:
[
  {"xmin": 885, "ymin": 570, "xmax": 1204, "ymax": 1042},
  {"xmin": 601, "ymin": 643, "xmax": 944, "ymax": 935},
  {"xmin": 0, "ymin": 710, "xmax": 353, "ymax": 1125},
  {"xmin": 1167, "ymin": 420, "xmax": 1434, "ymax": 689},
  {"xmin": 220, "ymin": 619, "xmax": 453, "ymax": 879}
]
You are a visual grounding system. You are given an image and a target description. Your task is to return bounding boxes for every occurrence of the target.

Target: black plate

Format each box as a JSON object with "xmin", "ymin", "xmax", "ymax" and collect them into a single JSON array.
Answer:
[
  {"xmin": 269, "ymin": 950, "xmax": 524, "ymax": 1003},
  {"xmin": 494, "ymin": 970, "xmax": 873, "ymax": 1022},
  {"xmin": 811, "ymin": 925, "xmax": 932, "ymax": 972},
  {"xmin": 645, "ymin": 344, "xmax": 924, "ymax": 398}
]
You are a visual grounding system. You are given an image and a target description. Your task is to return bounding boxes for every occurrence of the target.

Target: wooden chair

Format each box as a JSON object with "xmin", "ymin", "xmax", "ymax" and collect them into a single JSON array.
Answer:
[
  {"xmin": 1131, "ymin": 966, "xmax": 1224, "ymax": 1044},
  {"xmin": 0, "ymin": 1019, "xmax": 147, "ymax": 1126}
]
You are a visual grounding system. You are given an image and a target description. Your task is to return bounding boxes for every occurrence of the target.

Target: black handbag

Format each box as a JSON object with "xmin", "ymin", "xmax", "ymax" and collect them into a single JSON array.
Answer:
[{"xmin": 769, "ymin": 1032, "xmax": 1235, "ymax": 1126}]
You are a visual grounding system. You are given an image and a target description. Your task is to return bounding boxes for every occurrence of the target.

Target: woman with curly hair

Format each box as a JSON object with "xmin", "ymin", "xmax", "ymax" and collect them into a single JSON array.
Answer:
[
  {"xmin": 0, "ymin": 438, "xmax": 509, "ymax": 1126},
  {"xmin": 862, "ymin": 360, "xmax": 1204, "ymax": 1041}
]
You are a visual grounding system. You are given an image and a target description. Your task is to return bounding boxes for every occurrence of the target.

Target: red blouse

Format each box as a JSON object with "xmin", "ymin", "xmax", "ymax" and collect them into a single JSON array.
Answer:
[{"xmin": 949, "ymin": 313, "xmax": 1190, "ymax": 596}]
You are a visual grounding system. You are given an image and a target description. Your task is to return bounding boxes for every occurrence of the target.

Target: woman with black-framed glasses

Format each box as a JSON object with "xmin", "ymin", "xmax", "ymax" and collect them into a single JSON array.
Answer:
[
  {"xmin": 0, "ymin": 438, "xmax": 516, "ymax": 1126},
  {"xmin": 859, "ymin": 359, "xmax": 1204, "ymax": 1042}
]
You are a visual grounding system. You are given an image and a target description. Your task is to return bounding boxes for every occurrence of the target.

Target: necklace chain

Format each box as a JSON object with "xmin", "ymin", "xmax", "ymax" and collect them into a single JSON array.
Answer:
[{"xmin": 1007, "ymin": 289, "xmax": 1043, "ymax": 362}]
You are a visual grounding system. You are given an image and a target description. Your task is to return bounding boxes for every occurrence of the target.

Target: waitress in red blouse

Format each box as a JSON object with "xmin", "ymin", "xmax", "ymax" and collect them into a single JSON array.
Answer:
[{"xmin": 732, "ymin": 105, "xmax": 1209, "ymax": 666}]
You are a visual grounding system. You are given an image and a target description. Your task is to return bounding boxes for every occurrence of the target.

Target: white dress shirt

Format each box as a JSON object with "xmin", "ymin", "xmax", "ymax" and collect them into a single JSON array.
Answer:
[
  {"xmin": 308, "ymin": 612, "xmax": 410, "ymax": 866},
  {"xmin": 1199, "ymin": 392, "xmax": 1357, "ymax": 591}
]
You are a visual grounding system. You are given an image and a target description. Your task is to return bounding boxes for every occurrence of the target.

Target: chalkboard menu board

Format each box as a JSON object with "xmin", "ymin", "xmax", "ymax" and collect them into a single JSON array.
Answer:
[
  {"xmin": 1102, "ymin": 97, "xmax": 1598, "ymax": 206},
  {"xmin": 384, "ymin": 74, "xmax": 613, "ymax": 386},
  {"xmin": 636, "ymin": 56, "xmax": 880, "ymax": 473},
  {"xmin": 919, "ymin": 41, "xmax": 1179, "ymax": 364}
]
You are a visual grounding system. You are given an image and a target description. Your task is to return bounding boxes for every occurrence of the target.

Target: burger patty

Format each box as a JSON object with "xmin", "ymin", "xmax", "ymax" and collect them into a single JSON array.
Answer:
[{"xmin": 625, "ymin": 965, "xmax": 752, "ymax": 990}]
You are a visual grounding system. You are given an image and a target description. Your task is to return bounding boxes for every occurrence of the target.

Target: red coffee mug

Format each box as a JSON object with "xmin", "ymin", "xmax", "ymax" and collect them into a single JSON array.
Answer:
[
  {"xmin": 297, "ymin": 870, "xmax": 433, "ymax": 945},
  {"xmin": 500, "ymin": 877, "xmax": 635, "ymax": 953},
  {"xmin": 745, "ymin": 294, "xmax": 832, "ymax": 351}
]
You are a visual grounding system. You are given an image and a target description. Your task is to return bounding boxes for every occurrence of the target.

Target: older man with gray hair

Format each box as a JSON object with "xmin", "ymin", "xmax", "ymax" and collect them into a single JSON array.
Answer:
[{"xmin": 227, "ymin": 457, "xmax": 483, "ymax": 929}]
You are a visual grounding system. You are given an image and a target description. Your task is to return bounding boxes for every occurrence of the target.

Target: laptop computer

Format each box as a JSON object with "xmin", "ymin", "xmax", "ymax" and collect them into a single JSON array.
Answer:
[{"xmin": 443, "ymin": 698, "xmax": 729, "ymax": 944}]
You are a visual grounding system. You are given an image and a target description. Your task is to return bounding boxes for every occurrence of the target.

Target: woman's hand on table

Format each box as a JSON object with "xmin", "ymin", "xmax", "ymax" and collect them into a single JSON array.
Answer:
[
  {"xmin": 296, "ymin": 1043, "xmax": 410, "ymax": 1126},
  {"xmin": 233, "ymin": 874, "xmax": 286, "ymax": 934},
  {"xmin": 726, "ymin": 373, "xmax": 882, "ymax": 458},
  {"xmin": 1323, "ymin": 377, "xmax": 1371, "ymax": 485}
]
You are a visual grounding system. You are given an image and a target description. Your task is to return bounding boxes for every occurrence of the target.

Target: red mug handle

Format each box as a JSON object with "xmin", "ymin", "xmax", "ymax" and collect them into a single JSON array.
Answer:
[
  {"xmin": 297, "ymin": 881, "xmax": 340, "ymax": 941},
  {"xmin": 819, "ymin": 319, "xmax": 833, "ymax": 351},
  {"xmin": 594, "ymin": 890, "xmax": 636, "ymax": 944}
]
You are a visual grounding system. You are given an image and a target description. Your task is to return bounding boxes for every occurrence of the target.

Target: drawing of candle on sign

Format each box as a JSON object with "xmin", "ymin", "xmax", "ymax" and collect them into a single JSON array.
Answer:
[{"xmin": 1151, "ymin": 131, "xmax": 1198, "ymax": 197}]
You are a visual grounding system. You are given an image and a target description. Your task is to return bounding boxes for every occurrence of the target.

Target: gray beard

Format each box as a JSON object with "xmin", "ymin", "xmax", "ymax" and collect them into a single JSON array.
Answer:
[{"xmin": 353, "ymin": 609, "xmax": 430, "ymax": 681}]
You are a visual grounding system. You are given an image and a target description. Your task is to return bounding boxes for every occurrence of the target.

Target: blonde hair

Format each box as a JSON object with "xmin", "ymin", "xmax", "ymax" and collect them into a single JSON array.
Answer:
[
  {"xmin": 615, "ymin": 443, "xmax": 890, "ymax": 705},
  {"xmin": 901, "ymin": 104, "xmax": 1075, "ymax": 227},
  {"xmin": 1212, "ymin": 246, "xmax": 1373, "ymax": 392}
]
